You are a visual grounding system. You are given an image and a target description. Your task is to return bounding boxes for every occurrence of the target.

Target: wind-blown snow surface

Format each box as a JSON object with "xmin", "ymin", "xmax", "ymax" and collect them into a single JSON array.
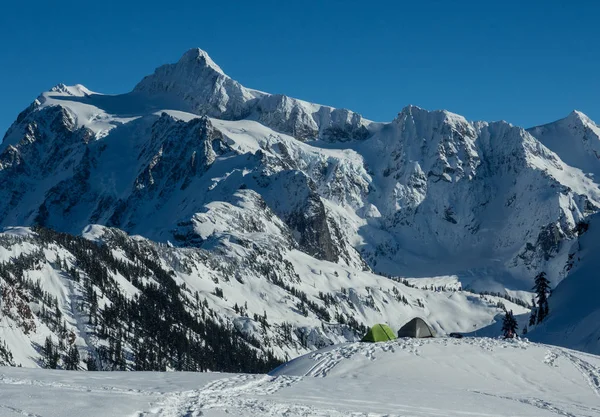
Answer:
[{"xmin": 1, "ymin": 338, "xmax": 599, "ymax": 416}]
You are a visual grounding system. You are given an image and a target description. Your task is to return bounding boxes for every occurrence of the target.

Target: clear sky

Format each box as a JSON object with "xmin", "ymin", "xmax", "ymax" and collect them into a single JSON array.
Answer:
[{"xmin": 1, "ymin": 0, "xmax": 598, "ymax": 138}]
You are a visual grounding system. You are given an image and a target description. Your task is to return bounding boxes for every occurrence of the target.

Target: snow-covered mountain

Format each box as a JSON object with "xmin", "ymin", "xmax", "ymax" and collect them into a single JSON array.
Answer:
[
  {"xmin": 132, "ymin": 48, "xmax": 372, "ymax": 141},
  {"xmin": 0, "ymin": 225, "xmax": 527, "ymax": 370},
  {"xmin": 1, "ymin": 47, "xmax": 600, "ymax": 366},
  {"xmin": 3, "ymin": 48, "xmax": 599, "ymax": 288},
  {"xmin": 528, "ymin": 110, "xmax": 600, "ymax": 180},
  {"xmin": 527, "ymin": 212, "xmax": 600, "ymax": 355}
]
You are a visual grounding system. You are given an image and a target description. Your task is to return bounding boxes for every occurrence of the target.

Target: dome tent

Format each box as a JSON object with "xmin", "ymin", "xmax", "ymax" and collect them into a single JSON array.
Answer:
[
  {"xmin": 397, "ymin": 317, "xmax": 435, "ymax": 338},
  {"xmin": 361, "ymin": 324, "xmax": 396, "ymax": 342}
]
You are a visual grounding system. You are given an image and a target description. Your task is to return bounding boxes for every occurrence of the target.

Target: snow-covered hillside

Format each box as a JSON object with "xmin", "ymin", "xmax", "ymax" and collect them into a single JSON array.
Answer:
[
  {"xmin": 0, "ymin": 338, "xmax": 599, "ymax": 416},
  {"xmin": 527, "ymin": 213, "xmax": 600, "ymax": 355},
  {"xmin": 0, "ymin": 226, "xmax": 526, "ymax": 370}
]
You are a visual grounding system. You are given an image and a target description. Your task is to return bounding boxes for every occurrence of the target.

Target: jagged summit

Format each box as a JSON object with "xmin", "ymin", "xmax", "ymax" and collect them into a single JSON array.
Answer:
[
  {"xmin": 48, "ymin": 83, "xmax": 93, "ymax": 97},
  {"xmin": 178, "ymin": 47, "xmax": 226, "ymax": 75},
  {"xmin": 395, "ymin": 104, "xmax": 470, "ymax": 128},
  {"xmin": 132, "ymin": 47, "xmax": 256, "ymax": 119}
]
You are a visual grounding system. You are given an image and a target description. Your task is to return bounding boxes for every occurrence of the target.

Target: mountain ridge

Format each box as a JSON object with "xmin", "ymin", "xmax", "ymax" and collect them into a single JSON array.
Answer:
[{"xmin": 2, "ymin": 48, "xmax": 600, "ymax": 288}]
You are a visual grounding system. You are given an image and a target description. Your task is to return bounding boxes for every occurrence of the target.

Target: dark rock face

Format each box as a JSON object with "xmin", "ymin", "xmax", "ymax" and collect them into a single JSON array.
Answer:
[{"xmin": 287, "ymin": 190, "xmax": 339, "ymax": 263}]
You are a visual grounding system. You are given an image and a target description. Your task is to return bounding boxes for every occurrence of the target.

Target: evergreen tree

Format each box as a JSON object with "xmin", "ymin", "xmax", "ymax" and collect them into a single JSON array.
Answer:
[
  {"xmin": 85, "ymin": 354, "xmax": 98, "ymax": 371},
  {"xmin": 65, "ymin": 346, "xmax": 80, "ymax": 370},
  {"xmin": 533, "ymin": 272, "xmax": 551, "ymax": 323},
  {"xmin": 528, "ymin": 297, "xmax": 537, "ymax": 327},
  {"xmin": 501, "ymin": 310, "xmax": 518, "ymax": 338},
  {"xmin": 43, "ymin": 336, "xmax": 59, "ymax": 369}
]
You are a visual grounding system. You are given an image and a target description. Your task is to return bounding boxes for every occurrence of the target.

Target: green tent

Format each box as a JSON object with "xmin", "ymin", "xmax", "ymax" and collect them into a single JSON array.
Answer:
[{"xmin": 361, "ymin": 323, "xmax": 396, "ymax": 342}]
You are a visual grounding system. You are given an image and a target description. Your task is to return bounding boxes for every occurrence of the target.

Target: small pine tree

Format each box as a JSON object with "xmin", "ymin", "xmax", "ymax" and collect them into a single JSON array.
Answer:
[
  {"xmin": 85, "ymin": 354, "xmax": 98, "ymax": 371},
  {"xmin": 528, "ymin": 297, "xmax": 537, "ymax": 327},
  {"xmin": 43, "ymin": 336, "xmax": 59, "ymax": 369},
  {"xmin": 533, "ymin": 272, "xmax": 551, "ymax": 323},
  {"xmin": 501, "ymin": 310, "xmax": 518, "ymax": 339},
  {"xmin": 65, "ymin": 346, "xmax": 80, "ymax": 370}
]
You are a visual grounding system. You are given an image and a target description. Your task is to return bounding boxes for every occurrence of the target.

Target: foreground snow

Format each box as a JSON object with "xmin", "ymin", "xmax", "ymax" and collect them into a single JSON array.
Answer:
[{"xmin": 1, "ymin": 338, "xmax": 599, "ymax": 417}]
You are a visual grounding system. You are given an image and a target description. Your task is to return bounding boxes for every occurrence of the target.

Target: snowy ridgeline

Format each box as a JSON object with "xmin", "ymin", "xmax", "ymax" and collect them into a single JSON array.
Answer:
[
  {"xmin": 2, "ymin": 48, "xmax": 600, "ymax": 294},
  {"xmin": 0, "ymin": 226, "xmax": 528, "ymax": 372},
  {"xmin": 0, "ymin": 338, "xmax": 599, "ymax": 417}
]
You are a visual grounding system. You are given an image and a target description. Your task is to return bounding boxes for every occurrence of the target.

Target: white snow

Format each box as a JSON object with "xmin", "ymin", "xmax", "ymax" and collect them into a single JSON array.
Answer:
[
  {"xmin": 0, "ymin": 338, "xmax": 598, "ymax": 416},
  {"xmin": 528, "ymin": 212, "xmax": 600, "ymax": 355},
  {"xmin": 38, "ymin": 85, "xmax": 141, "ymax": 139},
  {"xmin": 529, "ymin": 110, "xmax": 600, "ymax": 179}
]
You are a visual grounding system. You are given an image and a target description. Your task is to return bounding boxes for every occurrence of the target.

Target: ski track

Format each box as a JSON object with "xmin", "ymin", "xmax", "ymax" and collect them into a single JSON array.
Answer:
[
  {"xmin": 135, "ymin": 343, "xmax": 598, "ymax": 417},
  {"xmin": 307, "ymin": 340, "xmax": 422, "ymax": 378},
  {"xmin": 2, "ymin": 339, "xmax": 597, "ymax": 417},
  {"xmin": 555, "ymin": 348, "xmax": 600, "ymax": 398},
  {"xmin": 473, "ymin": 391, "xmax": 591, "ymax": 417},
  {"xmin": 138, "ymin": 374, "xmax": 317, "ymax": 417}
]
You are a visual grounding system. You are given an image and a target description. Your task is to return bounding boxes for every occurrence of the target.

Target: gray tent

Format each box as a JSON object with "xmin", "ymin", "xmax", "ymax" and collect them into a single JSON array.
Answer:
[{"xmin": 397, "ymin": 317, "xmax": 435, "ymax": 338}]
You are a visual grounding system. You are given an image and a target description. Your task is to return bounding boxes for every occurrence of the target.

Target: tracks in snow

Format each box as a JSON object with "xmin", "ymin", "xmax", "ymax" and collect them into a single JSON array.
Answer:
[
  {"xmin": 0, "ymin": 403, "xmax": 45, "ymax": 417},
  {"xmin": 555, "ymin": 348, "xmax": 600, "ymax": 398},
  {"xmin": 141, "ymin": 374, "xmax": 308, "ymax": 417},
  {"xmin": 307, "ymin": 340, "xmax": 420, "ymax": 378},
  {"xmin": 140, "ymin": 374, "xmax": 404, "ymax": 417},
  {"xmin": 473, "ymin": 391, "xmax": 589, "ymax": 417},
  {"xmin": 475, "ymin": 347, "xmax": 600, "ymax": 416}
]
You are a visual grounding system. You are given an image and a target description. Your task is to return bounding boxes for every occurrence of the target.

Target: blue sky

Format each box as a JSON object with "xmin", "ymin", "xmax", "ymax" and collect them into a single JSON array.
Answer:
[{"xmin": 0, "ymin": 0, "xmax": 598, "ymax": 137}]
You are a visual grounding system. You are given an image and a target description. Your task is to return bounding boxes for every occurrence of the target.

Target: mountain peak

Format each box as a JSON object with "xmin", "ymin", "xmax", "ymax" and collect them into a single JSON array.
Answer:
[
  {"xmin": 566, "ymin": 109, "xmax": 594, "ymax": 126},
  {"xmin": 396, "ymin": 104, "xmax": 468, "ymax": 127},
  {"xmin": 398, "ymin": 104, "xmax": 423, "ymax": 116},
  {"xmin": 178, "ymin": 48, "xmax": 225, "ymax": 76},
  {"xmin": 48, "ymin": 83, "xmax": 93, "ymax": 97}
]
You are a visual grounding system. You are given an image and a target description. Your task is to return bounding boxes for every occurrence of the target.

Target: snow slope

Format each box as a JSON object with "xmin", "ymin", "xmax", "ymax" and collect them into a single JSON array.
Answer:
[
  {"xmin": 0, "ymin": 226, "xmax": 528, "ymax": 369},
  {"xmin": 528, "ymin": 213, "xmax": 600, "ymax": 355},
  {"xmin": 0, "ymin": 338, "xmax": 599, "ymax": 416},
  {"xmin": 529, "ymin": 110, "xmax": 600, "ymax": 180}
]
